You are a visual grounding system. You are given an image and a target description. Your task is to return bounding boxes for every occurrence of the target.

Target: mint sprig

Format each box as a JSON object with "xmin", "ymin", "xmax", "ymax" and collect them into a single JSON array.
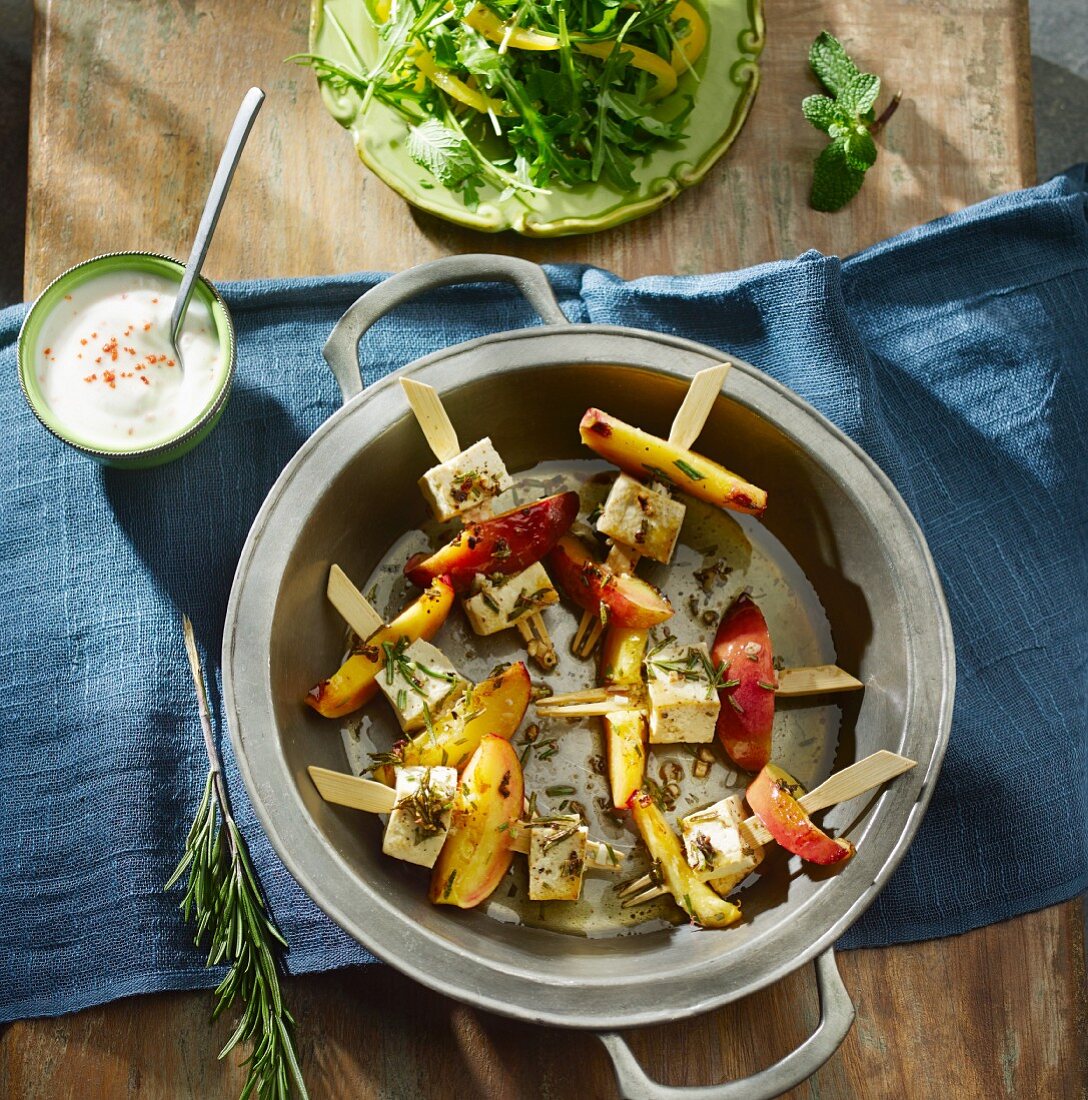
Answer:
[{"xmin": 802, "ymin": 32, "xmax": 900, "ymax": 212}]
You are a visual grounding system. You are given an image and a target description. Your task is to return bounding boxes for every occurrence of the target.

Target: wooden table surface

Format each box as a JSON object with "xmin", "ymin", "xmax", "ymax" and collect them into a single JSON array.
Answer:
[{"xmin": 7, "ymin": 1, "xmax": 1086, "ymax": 1097}]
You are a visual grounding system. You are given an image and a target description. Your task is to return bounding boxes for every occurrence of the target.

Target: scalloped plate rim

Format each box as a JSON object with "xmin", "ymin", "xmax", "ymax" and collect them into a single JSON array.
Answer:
[{"xmin": 309, "ymin": 0, "xmax": 765, "ymax": 236}]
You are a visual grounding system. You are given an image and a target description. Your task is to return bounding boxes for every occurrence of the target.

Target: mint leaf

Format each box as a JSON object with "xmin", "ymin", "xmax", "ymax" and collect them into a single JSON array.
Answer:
[
  {"xmin": 809, "ymin": 32, "xmax": 858, "ymax": 97},
  {"xmin": 810, "ymin": 138, "xmax": 866, "ymax": 212},
  {"xmin": 844, "ymin": 129, "xmax": 877, "ymax": 170},
  {"xmin": 838, "ymin": 72, "xmax": 880, "ymax": 116},
  {"xmin": 407, "ymin": 119, "xmax": 476, "ymax": 188},
  {"xmin": 803, "ymin": 32, "xmax": 898, "ymax": 212},
  {"xmin": 801, "ymin": 94, "xmax": 838, "ymax": 133}
]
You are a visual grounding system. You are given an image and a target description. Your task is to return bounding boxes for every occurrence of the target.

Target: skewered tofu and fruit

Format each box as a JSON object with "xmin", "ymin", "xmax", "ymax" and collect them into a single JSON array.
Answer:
[
  {"xmin": 680, "ymin": 794, "xmax": 765, "ymax": 896},
  {"xmin": 401, "ymin": 378, "xmax": 575, "ymax": 670},
  {"xmin": 538, "ymin": 590, "xmax": 864, "ymax": 811},
  {"xmin": 307, "ymin": 573, "xmax": 456, "ymax": 719},
  {"xmin": 304, "ymin": 391, "xmax": 895, "ymax": 930},
  {"xmin": 567, "ymin": 365, "xmax": 735, "ymax": 659},
  {"xmin": 310, "ymin": 765, "xmax": 624, "ymax": 902},
  {"xmin": 372, "ymin": 661, "xmax": 532, "ymax": 783},
  {"xmin": 619, "ymin": 752, "xmax": 915, "ymax": 909},
  {"xmin": 627, "ymin": 790, "xmax": 742, "ymax": 928}
]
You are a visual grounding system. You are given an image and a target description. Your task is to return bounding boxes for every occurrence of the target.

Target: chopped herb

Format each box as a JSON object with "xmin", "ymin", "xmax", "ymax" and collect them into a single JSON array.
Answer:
[
  {"xmin": 757, "ymin": 679, "xmax": 776, "ymax": 691},
  {"xmin": 480, "ymin": 590, "xmax": 501, "ymax": 613},
  {"xmin": 546, "ymin": 785, "xmax": 576, "ymax": 797},
  {"xmin": 442, "ymin": 870, "xmax": 457, "ymax": 899},
  {"xmin": 642, "ymin": 463, "xmax": 673, "ymax": 483},
  {"xmin": 673, "ymin": 458, "xmax": 705, "ymax": 481},
  {"xmin": 397, "ymin": 768, "xmax": 455, "ymax": 843},
  {"xmin": 728, "ymin": 694, "xmax": 745, "ymax": 714}
]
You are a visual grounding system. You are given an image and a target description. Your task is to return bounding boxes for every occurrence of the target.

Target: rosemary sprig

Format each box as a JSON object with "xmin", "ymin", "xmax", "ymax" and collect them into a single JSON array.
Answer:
[
  {"xmin": 166, "ymin": 616, "xmax": 308, "ymax": 1100},
  {"xmin": 645, "ymin": 639, "xmax": 735, "ymax": 698}
]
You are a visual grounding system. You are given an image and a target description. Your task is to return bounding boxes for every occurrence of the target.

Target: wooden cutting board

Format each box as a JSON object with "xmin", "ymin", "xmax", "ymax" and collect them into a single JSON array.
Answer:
[{"xmin": 9, "ymin": 1, "xmax": 1086, "ymax": 1098}]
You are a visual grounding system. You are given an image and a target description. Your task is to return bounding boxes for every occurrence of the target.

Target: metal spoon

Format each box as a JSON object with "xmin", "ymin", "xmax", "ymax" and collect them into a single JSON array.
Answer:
[{"xmin": 169, "ymin": 86, "xmax": 265, "ymax": 362}]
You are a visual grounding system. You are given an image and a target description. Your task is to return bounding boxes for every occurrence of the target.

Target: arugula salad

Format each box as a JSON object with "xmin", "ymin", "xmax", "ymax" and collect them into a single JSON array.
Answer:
[{"xmin": 296, "ymin": 0, "xmax": 708, "ymax": 204}]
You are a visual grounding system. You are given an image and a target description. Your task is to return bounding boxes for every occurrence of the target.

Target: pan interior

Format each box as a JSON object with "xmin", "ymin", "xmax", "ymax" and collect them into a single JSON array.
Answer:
[
  {"xmin": 335, "ymin": 460, "xmax": 842, "ymax": 937},
  {"xmin": 267, "ymin": 359, "xmax": 908, "ymax": 988}
]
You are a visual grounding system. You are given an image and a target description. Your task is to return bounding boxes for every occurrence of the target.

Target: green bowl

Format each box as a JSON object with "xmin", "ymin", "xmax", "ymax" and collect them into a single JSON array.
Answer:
[{"xmin": 17, "ymin": 252, "xmax": 236, "ymax": 469}]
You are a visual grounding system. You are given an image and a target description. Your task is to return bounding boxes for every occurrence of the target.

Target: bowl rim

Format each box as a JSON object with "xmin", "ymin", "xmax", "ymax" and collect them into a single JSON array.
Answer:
[
  {"xmin": 223, "ymin": 323, "xmax": 955, "ymax": 1029},
  {"xmin": 16, "ymin": 250, "xmax": 237, "ymax": 459}
]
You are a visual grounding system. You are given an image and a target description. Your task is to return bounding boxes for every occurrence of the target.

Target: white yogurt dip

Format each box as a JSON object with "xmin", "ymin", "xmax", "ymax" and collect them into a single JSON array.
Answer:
[{"xmin": 32, "ymin": 269, "xmax": 224, "ymax": 449}]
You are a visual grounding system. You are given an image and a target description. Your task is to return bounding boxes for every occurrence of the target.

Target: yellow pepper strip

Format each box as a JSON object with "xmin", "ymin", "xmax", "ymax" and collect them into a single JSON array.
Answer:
[
  {"xmin": 669, "ymin": 1, "xmax": 707, "ymax": 73},
  {"xmin": 576, "ymin": 40, "xmax": 676, "ymax": 99},
  {"xmin": 462, "ymin": 5, "xmax": 560, "ymax": 51},
  {"xmin": 411, "ymin": 47, "xmax": 515, "ymax": 115},
  {"xmin": 463, "ymin": 5, "xmax": 677, "ymax": 100}
]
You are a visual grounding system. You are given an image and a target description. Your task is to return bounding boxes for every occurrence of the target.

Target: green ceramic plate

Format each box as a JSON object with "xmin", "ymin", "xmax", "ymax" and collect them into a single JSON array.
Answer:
[{"xmin": 309, "ymin": 0, "xmax": 764, "ymax": 236}]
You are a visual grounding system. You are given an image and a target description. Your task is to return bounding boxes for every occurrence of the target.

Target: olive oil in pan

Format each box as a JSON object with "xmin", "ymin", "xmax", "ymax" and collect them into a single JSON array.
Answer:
[{"xmin": 341, "ymin": 460, "xmax": 845, "ymax": 937}]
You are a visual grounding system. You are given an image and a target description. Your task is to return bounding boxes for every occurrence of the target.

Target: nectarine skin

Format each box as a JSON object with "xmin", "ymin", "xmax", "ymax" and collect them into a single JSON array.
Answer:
[
  {"xmin": 746, "ymin": 764, "xmax": 855, "ymax": 865},
  {"xmin": 712, "ymin": 594, "xmax": 775, "ymax": 771},
  {"xmin": 548, "ymin": 535, "xmax": 673, "ymax": 628},
  {"xmin": 405, "ymin": 492, "xmax": 578, "ymax": 590},
  {"xmin": 430, "ymin": 735, "xmax": 524, "ymax": 908}
]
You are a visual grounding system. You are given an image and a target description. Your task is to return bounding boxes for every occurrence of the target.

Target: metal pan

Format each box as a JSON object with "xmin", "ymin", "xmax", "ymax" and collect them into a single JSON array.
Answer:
[{"xmin": 223, "ymin": 255, "xmax": 954, "ymax": 1098}]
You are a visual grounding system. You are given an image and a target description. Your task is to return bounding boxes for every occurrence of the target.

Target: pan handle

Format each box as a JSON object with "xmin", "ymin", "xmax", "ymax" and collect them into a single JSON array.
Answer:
[
  {"xmin": 597, "ymin": 949, "xmax": 854, "ymax": 1100},
  {"xmin": 322, "ymin": 254, "xmax": 569, "ymax": 404}
]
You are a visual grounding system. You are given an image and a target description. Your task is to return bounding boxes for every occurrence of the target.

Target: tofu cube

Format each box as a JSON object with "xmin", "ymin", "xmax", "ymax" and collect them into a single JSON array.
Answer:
[
  {"xmin": 681, "ymin": 795, "xmax": 763, "ymax": 879},
  {"xmin": 382, "ymin": 765, "xmax": 458, "ymax": 868},
  {"xmin": 528, "ymin": 815, "xmax": 588, "ymax": 901},
  {"xmin": 377, "ymin": 638, "xmax": 465, "ymax": 732},
  {"xmin": 462, "ymin": 562, "xmax": 559, "ymax": 636},
  {"xmin": 597, "ymin": 474, "xmax": 686, "ymax": 563},
  {"xmin": 418, "ymin": 437, "xmax": 513, "ymax": 522},
  {"xmin": 646, "ymin": 640, "xmax": 720, "ymax": 744}
]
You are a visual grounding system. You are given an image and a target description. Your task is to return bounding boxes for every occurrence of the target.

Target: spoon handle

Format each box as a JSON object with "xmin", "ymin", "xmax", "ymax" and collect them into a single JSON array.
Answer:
[{"xmin": 170, "ymin": 87, "xmax": 265, "ymax": 344}]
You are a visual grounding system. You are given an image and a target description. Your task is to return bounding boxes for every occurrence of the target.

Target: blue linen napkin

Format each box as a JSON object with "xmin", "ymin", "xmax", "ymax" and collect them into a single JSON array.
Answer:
[{"xmin": 2, "ymin": 168, "xmax": 1085, "ymax": 1023}]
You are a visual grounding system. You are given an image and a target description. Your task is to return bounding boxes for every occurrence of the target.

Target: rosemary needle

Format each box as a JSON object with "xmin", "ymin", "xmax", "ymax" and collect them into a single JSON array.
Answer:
[{"xmin": 166, "ymin": 616, "xmax": 309, "ymax": 1100}]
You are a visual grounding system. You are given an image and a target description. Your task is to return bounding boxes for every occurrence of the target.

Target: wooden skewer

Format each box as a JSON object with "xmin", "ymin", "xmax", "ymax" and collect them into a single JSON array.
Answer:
[
  {"xmin": 327, "ymin": 563, "xmax": 384, "ymax": 638},
  {"xmin": 400, "ymin": 377, "xmax": 556, "ymax": 669},
  {"xmin": 616, "ymin": 750, "xmax": 916, "ymax": 904},
  {"xmin": 535, "ymin": 664, "xmax": 864, "ymax": 718},
  {"xmin": 308, "ymin": 765, "xmax": 625, "ymax": 871},
  {"xmin": 571, "ymin": 364, "xmax": 730, "ymax": 658},
  {"xmin": 775, "ymin": 665, "xmax": 864, "ymax": 696},
  {"xmin": 401, "ymin": 378, "xmax": 460, "ymax": 462}
]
